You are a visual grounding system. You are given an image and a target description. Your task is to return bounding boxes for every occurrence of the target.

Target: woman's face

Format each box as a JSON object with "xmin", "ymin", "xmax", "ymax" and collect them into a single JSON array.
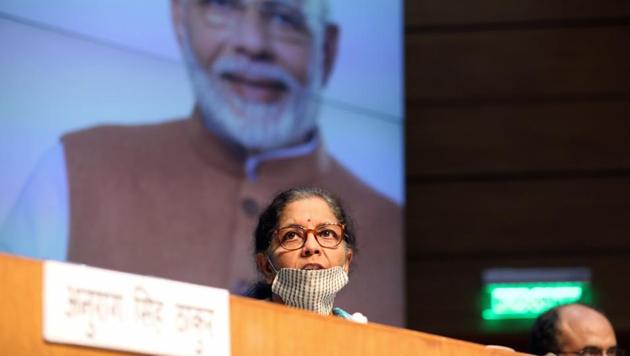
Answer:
[{"xmin": 258, "ymin": 197, "xmax": 353, "ymax": 283}]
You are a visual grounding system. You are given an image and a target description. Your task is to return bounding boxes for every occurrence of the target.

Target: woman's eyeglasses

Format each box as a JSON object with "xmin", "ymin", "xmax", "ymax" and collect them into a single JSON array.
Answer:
[{"xmin": 274, "ymin": 223, "xmax": 344, "ymax": 250}]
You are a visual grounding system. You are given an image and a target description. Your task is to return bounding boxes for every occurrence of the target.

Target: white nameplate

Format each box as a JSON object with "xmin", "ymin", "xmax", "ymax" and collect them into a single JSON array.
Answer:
[{"xmin": 43, "ymin": 261, "xmax": 230, "ymax": 356}]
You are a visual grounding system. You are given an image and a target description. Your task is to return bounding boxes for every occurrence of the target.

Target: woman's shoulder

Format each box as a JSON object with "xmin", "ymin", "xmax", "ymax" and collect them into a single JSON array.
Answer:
[{"xmin": 332, "ymin": 307, "xmax": 368, "ymax": 324}]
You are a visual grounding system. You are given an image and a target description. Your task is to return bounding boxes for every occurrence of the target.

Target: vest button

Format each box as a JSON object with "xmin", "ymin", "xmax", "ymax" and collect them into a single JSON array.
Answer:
[{"xmin": 242, "ymin": 198, "xmax": 259, "ymax": 217}]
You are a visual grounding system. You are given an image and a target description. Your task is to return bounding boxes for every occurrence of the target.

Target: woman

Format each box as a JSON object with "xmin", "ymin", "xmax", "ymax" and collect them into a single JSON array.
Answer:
[{"xmin": 248, "ymin": 187, "xmax": 367, "ymax": 323}]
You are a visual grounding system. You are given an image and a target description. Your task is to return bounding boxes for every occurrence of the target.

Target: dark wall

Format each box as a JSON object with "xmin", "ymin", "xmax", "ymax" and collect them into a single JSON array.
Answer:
[{"xmin": 405, "ymin": 1, "xmax": 630, "ymax": 352}]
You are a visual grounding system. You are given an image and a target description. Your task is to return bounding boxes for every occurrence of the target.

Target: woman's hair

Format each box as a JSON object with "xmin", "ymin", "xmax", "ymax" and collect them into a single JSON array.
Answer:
[{"xmin": 247, "ymin": 187, "xmax": 357, "ymax": 299}]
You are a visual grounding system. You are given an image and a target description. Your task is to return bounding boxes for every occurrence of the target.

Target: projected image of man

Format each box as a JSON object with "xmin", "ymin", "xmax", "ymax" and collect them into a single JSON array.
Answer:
[
  {"xmin": 1, "ymin": 0, "xmax": 403, "ymax": 326},
  {"xmin": 178, "ymin": 0, "xmax": 331, "ymax": 152}
]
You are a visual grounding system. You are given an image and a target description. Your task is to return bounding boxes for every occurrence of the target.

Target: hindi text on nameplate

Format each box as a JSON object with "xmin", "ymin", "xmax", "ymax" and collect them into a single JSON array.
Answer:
[{"xmin": 43, "ymin": 261, "xmax": 230, "ymax": 356}]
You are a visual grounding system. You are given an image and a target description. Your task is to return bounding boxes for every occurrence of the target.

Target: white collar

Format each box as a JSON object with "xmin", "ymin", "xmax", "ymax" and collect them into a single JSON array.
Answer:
[{"xmin": 244, "ymin": 132, "xmax": 320, "ymax": 182}]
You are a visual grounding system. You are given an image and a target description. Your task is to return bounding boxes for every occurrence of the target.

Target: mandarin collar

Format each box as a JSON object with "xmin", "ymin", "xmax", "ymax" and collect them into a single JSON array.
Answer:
[{"xmin": 185, "ymin": 110, "xmax": 328, "ymax": 183}]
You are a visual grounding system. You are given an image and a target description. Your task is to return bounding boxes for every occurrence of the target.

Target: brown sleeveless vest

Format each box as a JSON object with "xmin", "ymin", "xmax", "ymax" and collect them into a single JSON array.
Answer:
[{"xmin": 62, "ymin": 116, "xmax": 403, "ymax": 325}]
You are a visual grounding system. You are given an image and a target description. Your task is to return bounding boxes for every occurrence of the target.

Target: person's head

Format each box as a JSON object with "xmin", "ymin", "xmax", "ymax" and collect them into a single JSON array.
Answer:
[
  {"xmin": 253, "ymin": 187, "xmax": 355, "ymax": 292},
  {"xmin": 171, "ymin": 0, "xmax": 339, "ymax": 151},
  {"xmin": 530, "ymin": 303, "xmax": 621, "ymax": 356}
]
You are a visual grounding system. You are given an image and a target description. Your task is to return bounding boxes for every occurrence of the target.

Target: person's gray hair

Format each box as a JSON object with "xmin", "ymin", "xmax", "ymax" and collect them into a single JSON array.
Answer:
[{"xmin": 180, "ymin": 0, "xmax": 332, "ymax": 23}]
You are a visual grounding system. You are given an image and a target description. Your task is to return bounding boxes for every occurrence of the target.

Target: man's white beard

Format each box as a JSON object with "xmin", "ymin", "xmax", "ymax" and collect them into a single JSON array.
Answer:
[{"xmin": 182, "ymin": 41, "xmax": 323, "ymax": 151}]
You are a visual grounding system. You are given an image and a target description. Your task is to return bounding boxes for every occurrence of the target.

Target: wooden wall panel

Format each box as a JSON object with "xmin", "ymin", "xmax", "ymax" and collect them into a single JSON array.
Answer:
[
  {"xmin": 404, "ymin": 0, "xmax": 630, "ymax": 350},
  {"xmin": 407, "ymin": 101, "xmax": 630, "ymax": 176},
  {"xmin": 407, "ymin": 256, "xmax": 630, "ymax": 335},
  {"xmin": 407, "ymin": 26, "xmax": 630, "ymax": 102},
  {"xmin": 407, "ymin": 179, "xmax": 630, "ymax": 256},
  {"xmin": 407, "ymin": 1, "xmax": 630, "ymax": 28}
]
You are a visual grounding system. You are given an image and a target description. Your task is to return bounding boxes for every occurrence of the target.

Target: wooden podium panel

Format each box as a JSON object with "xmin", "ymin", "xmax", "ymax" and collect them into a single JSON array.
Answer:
[{"xmin": 0, "ymin": 253, "xmax": 527, "ymax": 355}]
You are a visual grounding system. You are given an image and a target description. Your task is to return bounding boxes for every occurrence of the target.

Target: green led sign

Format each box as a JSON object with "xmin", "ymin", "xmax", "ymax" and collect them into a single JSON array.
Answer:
[{"xmin": 482, "ymin": 281, "xmax": 591, "ymax": 320}]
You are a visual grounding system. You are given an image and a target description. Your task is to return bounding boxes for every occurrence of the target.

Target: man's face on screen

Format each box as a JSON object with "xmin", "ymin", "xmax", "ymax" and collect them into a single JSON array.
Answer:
[{"xmin": 173, "ymin": 0, "xmax": 336, "ymax": 151}]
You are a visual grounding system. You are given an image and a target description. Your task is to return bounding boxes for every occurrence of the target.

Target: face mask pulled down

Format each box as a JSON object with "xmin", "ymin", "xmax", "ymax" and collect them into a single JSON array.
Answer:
[{"xmin": 270, "ymin": 265, "xmax": 349, "ymax": 315}]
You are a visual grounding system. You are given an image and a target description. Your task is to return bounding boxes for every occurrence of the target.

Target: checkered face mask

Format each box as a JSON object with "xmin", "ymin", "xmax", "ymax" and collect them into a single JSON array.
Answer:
[{"xmin": 271, "ymin": 266, "xmax": 349, "ymax": 315}]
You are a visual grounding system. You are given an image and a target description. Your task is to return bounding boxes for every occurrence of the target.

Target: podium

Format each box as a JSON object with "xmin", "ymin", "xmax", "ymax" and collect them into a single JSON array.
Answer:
[{"xmin": 0, "ymin": 253, "xmax": 527, "ymax": 355}]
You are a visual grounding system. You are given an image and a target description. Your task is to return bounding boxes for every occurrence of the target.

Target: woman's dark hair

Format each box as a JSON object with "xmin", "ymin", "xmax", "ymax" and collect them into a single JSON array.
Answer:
[{"xmin": 247, "ymin": 187, "xmax": 357, "ymax": 299}]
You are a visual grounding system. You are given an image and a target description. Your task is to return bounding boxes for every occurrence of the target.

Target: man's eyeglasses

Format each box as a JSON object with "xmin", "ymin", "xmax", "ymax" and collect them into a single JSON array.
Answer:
[
  {"xmin": 196, "ymin": 0, "xmax": 318, "ymax": 44},
  {"xmin": 561, "ymin": 346, "xmax": 625, "ymax": 356},
  {"xmin": 274, "ymin": 223, "xmax": 344, "ymax": 250}
]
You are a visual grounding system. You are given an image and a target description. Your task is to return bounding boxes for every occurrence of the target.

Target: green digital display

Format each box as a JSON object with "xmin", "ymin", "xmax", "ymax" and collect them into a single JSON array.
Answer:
[{"xmin": 482, "ymin": 281, "xmax": 591, "ymax": 320}]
